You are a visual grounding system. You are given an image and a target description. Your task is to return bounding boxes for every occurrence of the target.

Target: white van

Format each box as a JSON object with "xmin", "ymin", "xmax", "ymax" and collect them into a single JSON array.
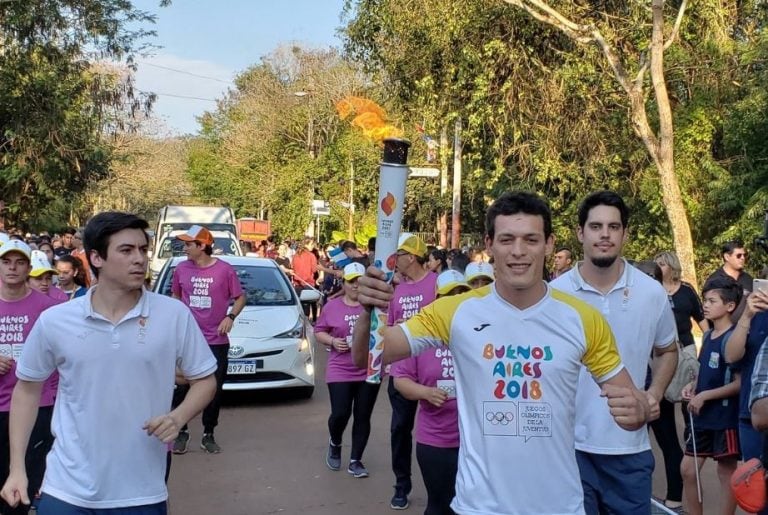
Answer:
[
  {"xmin": 149, "ymin": 229, "xmax": 242, "ymax": 284},
  {"xmin": 153, "ymin": 205, "xmax": 237, "ymax": 251}
]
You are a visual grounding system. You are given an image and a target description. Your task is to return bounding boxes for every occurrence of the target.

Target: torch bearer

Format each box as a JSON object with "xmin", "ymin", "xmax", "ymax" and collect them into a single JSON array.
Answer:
[{"xmin": 366, "ymin": 138, "xmax": 411, "ymax": 384}]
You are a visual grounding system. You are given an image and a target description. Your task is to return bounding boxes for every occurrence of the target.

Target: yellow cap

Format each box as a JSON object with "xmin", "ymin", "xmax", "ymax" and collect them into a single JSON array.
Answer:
[{"xmin": 397, "ymin": 233, "xmax": 427, "ymax": 258}]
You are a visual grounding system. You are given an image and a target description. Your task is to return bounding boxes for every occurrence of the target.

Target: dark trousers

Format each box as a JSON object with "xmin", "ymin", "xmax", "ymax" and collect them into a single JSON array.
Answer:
[
  {"xmin": 388, "ymin": 378, "xmax": 418, "ymax": 491},
  {"xmin": 327, "ymin": 381, "xmax": 381, "ymax": 461},
  {"xmin": 295, "ymin": 285, "xmax": 318, "ymax": 322},
  {"xmin": 649, "ymin": 398, "xmax": 683, "ymax": 503},
  {"xmin": 577, "ymin": 449, "xmax": 654, "ymax": 515},
  {"xmin": 416, "ymin": 443, "xmax": 458, "ymax": 515},
  {"xmin": 37, "ymin": 494, "xmax": 167, "ymax": 514},
  {"xmin": 0, "ymin": 406, "xmax": 54, "ymax": 515},
  {"xmin": 173, "ymin": 344, "xmax": 229, "ymax": 434}
]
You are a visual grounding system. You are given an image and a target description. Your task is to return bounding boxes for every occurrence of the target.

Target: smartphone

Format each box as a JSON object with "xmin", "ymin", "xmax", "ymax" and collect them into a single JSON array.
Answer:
[{"xmin": 753, "ymin": 278, "xmax": 768, "ymax": 293}]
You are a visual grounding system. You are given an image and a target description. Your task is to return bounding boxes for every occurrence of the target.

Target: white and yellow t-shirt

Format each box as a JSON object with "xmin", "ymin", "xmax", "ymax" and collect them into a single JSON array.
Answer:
[{"xmin": 402, "ymin": 284, "xmax": 623, "ymax": 515}]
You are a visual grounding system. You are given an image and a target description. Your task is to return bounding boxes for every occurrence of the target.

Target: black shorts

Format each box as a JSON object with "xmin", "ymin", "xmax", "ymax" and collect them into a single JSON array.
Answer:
[{"xmin": 684, "ymin": 427, "xmax": 740, "ymax": 461}]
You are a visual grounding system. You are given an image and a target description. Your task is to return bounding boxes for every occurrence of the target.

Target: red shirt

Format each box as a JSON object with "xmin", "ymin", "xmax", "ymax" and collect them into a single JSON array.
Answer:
[{"xmin": 292, "ymin": 250, "xmax": 317, "ymax": 287}]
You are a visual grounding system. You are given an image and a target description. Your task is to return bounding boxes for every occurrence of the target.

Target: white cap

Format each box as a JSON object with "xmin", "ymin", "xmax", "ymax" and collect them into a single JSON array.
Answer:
[
  {"xmin": 436, "ymin": 269, "xmax": 470, "ymax": 296},
  {"xmin": 0, "ymin": 239, "xmax": 31, "ymax": 260},
  {"xmin": 29, "ymin": 250, "xmax": 57, "ymax": 277},
  {"xmin": 343, "ymin": 262, "xmax": 366, "ymax": 281},
  {"xmin": 465, "ymin": 262, "xmax": 494, "ymax": 283},
  {"xmin": 0, "ymin": 233, "xmax": 9, "ymax": 246}
]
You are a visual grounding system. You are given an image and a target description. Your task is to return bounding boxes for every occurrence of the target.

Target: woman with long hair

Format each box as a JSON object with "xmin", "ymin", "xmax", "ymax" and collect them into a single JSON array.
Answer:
[
  {"xmin": 652, "ymin": 251, "xmax": 707, "ymax": 512},
  {"xmin": 55, "ymin": 254, "xmax": 88, "ymax": 299},
  {"xmin": 425, "ymin": 248, "xmax": 448, "ymax": 275}
]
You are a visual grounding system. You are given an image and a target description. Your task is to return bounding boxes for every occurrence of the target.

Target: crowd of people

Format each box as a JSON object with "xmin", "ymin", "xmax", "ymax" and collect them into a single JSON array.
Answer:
[{"xmin": 0, "ymin": 189, "xmax": 768, "ymax": 514}]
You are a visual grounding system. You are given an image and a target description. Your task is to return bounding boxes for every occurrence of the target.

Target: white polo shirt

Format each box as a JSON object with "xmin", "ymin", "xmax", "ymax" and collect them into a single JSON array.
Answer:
[
  {"xmin": 551, "ymin": 260, "xmax": 677, "ymax": 454},
  {"xmin": 17, "ymin": 288, "xmax": 217, "ymax": 509}
]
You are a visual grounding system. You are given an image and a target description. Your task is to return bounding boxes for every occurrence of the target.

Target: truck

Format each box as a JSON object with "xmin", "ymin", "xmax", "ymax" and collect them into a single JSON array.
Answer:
[
  {"xmin": 237, "ymin": 218, "xmax": 271, "ymax": 245},
  {"xmin": 153, "ymin": 205, "xmax": 236, "ymax": 251}
]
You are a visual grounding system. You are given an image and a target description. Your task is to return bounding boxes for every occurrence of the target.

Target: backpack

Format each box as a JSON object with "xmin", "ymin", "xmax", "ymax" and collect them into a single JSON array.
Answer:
[{"xmin": 664, "ymin": 327, "xmax": 735, "ymax": 403}]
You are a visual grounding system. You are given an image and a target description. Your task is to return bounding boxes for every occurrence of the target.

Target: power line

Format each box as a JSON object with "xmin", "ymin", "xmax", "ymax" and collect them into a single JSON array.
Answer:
[
  {"xmin": 137, "ymin": 61, "xmax": 234, "ymax": 85},
  {"xmin": 139, "ymin": 90, "xmax": 218, "ymax": 102}
]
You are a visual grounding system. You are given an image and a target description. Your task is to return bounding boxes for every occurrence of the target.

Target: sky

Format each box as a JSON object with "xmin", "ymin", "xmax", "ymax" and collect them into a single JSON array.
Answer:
[{"xmin": 130, "ymin": 0, "xmax": 348, "ymax": 135}]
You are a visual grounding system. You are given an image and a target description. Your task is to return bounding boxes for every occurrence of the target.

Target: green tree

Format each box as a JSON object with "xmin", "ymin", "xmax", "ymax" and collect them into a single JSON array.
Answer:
[{"xmin": 0, "ymin": 0, "xmax": 164, "ymax": 230}]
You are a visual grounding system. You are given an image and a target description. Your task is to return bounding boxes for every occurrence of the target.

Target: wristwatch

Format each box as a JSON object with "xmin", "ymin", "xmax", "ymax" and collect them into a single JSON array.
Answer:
[{"xmin": 227, "ymin": 313, "xmax": 236, "ymax": 321}]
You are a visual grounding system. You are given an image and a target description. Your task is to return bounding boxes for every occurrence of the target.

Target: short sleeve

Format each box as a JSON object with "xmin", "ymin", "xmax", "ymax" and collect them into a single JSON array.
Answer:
[
  {"xmin": 227, "ymin": 264, "xmax": 244, "ymax": 299},
  {"xmin": 177, "ymin": 309, "xmax": 217, "ymax": 379},
  {"xmin": 654, "ymin": 293, "xmax": 678, "ymax": 349},
  {"xmin": 171, "ymin": 266, "xmax": 182, "ymax": 297},
  {"xmin": 390, "ymin": 356, "xmax": 418, "ymax": 381},
  {"xmin": 581, "ymin": 310, "xmax": 623, "ymax": 383},
  {"xmin": 686, "ymin": 285, "xmax": 705, "ymax": 322},
  {"xmin": 401, "ymin": 296, "xmax": 462, "ymax": 356},
  {"xmin": 16, "ymin": 316, "xmax": 57, "ymax": 382},
  {"xmin": 313, "ymin": 302, "xmax": 334, "ymax": 334}
]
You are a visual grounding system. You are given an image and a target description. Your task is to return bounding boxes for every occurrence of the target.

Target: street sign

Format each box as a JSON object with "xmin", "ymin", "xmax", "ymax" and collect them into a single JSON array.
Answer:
[
  {"xmin": 408, "ymin": 167, "xmax": 440, "ymax": 178},
  {"xmin": 311, "ymin": 199, "xmax": 330, "ymax": 216}
]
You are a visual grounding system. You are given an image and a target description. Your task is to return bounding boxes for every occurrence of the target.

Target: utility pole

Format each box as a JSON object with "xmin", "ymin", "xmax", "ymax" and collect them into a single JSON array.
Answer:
[
  {"xmin": 451, "ymin": 118, "xmax": 462, "ymax": 249},
  {"xmin": 348, "ymin": 161, "xmax": 355, "ymax": 240},
  {"xmin": 439, "ymin": 127, "xmax": 448, "ymax": 248}
]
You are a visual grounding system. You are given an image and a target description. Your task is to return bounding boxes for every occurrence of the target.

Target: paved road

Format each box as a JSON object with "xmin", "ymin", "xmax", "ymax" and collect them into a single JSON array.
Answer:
[{"xmin": 168, "ymin": 346, "xmax": 734, "ymax": 515}]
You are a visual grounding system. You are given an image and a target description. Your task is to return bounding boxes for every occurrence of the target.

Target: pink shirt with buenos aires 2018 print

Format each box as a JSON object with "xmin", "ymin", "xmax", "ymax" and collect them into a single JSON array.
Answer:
[
  {"xmin": 171, "ymin": 259, "xmax": 243, "ymax": 345},
  {"xmin": 391, "ymin": 348, "xmax": 459, "ymax": 448},
  {"xmin": 314, "ymin": 296, "xmax": 365, "ymax": 383},
  {"xmin": 0, "ymin": 289, "xmax": 62, "ymax": 410}
]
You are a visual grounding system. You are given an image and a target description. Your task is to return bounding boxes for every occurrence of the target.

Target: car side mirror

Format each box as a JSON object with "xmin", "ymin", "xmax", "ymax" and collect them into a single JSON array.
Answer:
[{"xmin": 299, "ymin": 289, "xmax": 321, "ymax": 303}]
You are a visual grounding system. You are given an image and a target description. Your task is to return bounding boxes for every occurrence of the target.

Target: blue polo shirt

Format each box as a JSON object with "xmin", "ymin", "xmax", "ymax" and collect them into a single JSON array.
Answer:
[{"xmin": 694, "ymin": 329, "xmax": 739, "ymax": 430}]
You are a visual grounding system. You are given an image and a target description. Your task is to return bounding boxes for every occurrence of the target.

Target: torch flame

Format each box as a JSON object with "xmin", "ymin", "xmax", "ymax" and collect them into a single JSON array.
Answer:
[{"xmin": 336, "ymin": 96, "xmax": 403, "ymax": 144}]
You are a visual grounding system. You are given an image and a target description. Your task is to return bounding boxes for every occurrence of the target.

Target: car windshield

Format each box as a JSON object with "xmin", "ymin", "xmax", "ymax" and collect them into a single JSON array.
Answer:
[
  {"xmin": 158, "ymin": 237, "xmax": 239, "ymax": 259},
  {"xmin": 158, "ymin": 263, "xmax": 296, "ymax": 306}
]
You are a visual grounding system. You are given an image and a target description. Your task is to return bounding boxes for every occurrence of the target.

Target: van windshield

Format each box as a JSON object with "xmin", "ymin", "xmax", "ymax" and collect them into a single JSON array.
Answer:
[
  {"xmin": 158, "ymin": 223, "xmax": 237, "ymax": 236},
  {"xmin": 158, "ymin": 237, "xmax": 240, "ymax": 259}
]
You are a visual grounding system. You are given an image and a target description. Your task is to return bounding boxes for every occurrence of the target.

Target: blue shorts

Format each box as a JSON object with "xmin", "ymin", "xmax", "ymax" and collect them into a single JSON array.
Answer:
[
  {"xmin": 37, "ymin": 494, "xmax": 167, "ymax": 515},
  {"xmin": 576, "ymin": 449, "xmax": 654, "ymax": 515}
]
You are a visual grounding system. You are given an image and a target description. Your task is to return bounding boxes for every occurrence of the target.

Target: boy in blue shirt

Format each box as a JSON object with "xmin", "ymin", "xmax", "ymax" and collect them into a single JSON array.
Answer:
[{"xmin": 681, "ymin": 276, "xmax": 742, "ymax": 515}]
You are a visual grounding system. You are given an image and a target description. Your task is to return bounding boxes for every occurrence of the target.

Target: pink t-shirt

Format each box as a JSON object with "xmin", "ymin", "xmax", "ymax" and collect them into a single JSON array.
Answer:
[
  {"xmin": 314, "ymin": 297, "xmax": 366, "ymax": 383},
  {"xmin": 171, "ymin": 259, "xmax": 244, "ymax": 345},
  {"xmin": 0, "ymin": 289, "xmax": 62, "ymax": 409},
  {"xmin": 387, "ymin": 272, "xmax": 437, "ymax": 325},
  {"xmin": 47, "ymin": 287, "xmax": 69, "ymax": 302},
  {"xmin": 391, "ymin": 347, "xmax": 459, "ymax": 448}
]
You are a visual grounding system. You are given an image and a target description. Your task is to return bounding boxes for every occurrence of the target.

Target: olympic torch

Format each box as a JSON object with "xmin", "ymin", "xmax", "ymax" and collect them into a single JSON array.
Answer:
[{"xmin": 366, "ymin": 138, "xmax": 411, "ymax": 384}]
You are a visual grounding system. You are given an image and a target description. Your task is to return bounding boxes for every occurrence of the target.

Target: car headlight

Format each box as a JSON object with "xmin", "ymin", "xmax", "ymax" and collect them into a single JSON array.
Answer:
[{"xmin": 276, "ymin": 319, "xmax": 304, "ymax": 339}]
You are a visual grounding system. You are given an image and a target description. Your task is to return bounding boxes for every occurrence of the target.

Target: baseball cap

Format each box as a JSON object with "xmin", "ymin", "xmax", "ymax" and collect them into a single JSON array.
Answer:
[
  {"xmin": 343, "ymin": 262, "xmax": 366, "ymax": 281},
  {"xmin": 436, "ymin": 269, "xmax": 470, "ymax": 296},
  {"xmin": 176, "ymin": 225, "xmax": 214, "ymax": 246},
  {"xmin": 397, "ymin": 233, "xmax": 427, "ymax": 258},
  {"xmin": 465, "ymin": 262, "xmax": 494, "ymax": 283},
  {"xmin": 29, "ymin": 250, "xmax": 58, "ymax": 278},
  {"xmin": 0, "ymin": 239, "xmax": 31, "ymax": 260}
]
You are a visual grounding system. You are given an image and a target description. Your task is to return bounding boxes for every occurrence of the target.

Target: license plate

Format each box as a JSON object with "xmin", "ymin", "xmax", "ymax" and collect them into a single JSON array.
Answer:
[{"xmin": 227, "ymin": 359, "xmax": 263, "ymax": 375}]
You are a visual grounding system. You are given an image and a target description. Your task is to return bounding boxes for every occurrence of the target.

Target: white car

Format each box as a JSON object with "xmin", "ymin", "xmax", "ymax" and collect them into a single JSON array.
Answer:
[
  {"xmin": 150, "ymin": 230, "xmax": 241, "ymax": 284},
  {"xmin": 154, "ymin": 256, "xmax": 320, "ymax": 398}
]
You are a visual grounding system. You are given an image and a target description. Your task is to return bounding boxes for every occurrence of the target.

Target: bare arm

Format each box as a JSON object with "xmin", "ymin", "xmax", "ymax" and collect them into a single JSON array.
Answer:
[
  {"xmin": 647, "ymin": 343, "xmax": 678, "ymax": 403},
  {"xmin": 143, "ymin": 374, "xmax": 216, "ymax": 443},
  {"xmin": 599, "ymin": 368, "xmax": 651, "ymax": 431},
  {"xmin": 1, "ymin": 380, "xmax": 44, "ymax": 507},
  {"xmin": 688, "ymin": 374, "xmax": 740, "ymax": 416},
  {"xmin": 725, "ymin": 291, "xmax": 768, "ymax": 363},
  {"xmin": 231, "ymin": 294, "xmax": 246, "ymax": 317}
]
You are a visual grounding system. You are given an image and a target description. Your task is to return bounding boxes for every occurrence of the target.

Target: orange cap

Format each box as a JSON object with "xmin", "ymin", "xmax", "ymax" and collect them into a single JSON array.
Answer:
[{"xmin": 176, "ymin": 225, "xmax": 214, "ymax": 246}]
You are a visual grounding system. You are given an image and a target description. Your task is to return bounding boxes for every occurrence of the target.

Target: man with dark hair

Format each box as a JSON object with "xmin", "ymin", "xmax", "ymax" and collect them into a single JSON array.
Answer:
[
  {"xmin": 341, "ymin": 240, "xmax": 369, "ymax": 267},
  {"xmin": 171, "ymin": 225, "xmax": 246, "ymax": 455},
  {"xmin": 53, "ymin": 228, "xmax": 75, "ymax": 259},
  {"xmin": 551, "ymin": 247, "xmax": 573, "ymax": 279},
  {"xmin": 1, "ymin": 212, "xmax": 217, "ymax": 513},
  {"xmin": 353, "ymin": 191, "xmax": 650, "ymax": 514},
  {"xmin": 706, "ymin": 239, "xmax": 753, "ymax": 295},
  {"xmin": 552, "ymin": 190, "xmax": 677, "ymax": 515}
]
